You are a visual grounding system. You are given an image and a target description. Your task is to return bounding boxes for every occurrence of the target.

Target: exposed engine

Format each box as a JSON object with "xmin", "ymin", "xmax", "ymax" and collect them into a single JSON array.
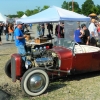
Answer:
[{"xmin": 25, "ymin": 48, "xmax": 61, "ymax": 70}]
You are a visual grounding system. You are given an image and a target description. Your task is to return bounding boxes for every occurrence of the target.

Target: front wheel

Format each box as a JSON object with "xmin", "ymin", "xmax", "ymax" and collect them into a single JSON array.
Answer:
[
  {"xmin": 21, "ymin": 68, "xmax": 49, "ymax": 96},
  {"xmin": 5, "ymin": 59, "xmax": 11, "ymax": 78}
]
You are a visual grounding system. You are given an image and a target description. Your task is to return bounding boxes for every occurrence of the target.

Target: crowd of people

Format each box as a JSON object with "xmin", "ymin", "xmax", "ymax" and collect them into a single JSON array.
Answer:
[
  {"xmin": 0, "ymin": 22, "xmax": 29, "ymax": 45},
  {"xmin": 74, "ymin": 19, "xmax": 100, "ymax": 46},
  {"xmin": 1, "ymin": 20, "xmax": 100, "ymax": 58},
  {"xmin": 36, "ymin": 22, "xmax": 64, "ymax": 38}
]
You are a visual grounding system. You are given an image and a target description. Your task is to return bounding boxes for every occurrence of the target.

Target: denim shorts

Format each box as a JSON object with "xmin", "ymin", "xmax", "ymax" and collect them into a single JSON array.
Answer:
[{"xmin": 17, "ymin": 45, "xmax": 26, "ymax": 61}]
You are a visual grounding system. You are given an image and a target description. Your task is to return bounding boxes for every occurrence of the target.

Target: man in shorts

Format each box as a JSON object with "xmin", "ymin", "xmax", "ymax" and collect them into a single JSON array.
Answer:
[{"xmin": 14, "ymin": 21, "xmax": 27, "ymax": 61}]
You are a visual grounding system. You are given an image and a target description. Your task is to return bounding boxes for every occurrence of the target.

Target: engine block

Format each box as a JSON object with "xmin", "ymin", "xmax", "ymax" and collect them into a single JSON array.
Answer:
[{"xmin": 35, "ymin": 57, "xmax": 53, "ymax": 66}]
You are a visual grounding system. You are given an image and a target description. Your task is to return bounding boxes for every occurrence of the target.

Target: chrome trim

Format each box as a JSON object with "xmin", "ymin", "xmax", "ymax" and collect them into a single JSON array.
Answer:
[{"xmin": 27, "ymin": 73, "xmax": 46, "ymax": 93}]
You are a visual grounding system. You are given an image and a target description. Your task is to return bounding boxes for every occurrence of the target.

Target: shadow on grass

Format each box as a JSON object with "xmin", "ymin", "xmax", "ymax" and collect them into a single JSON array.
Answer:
[
  {"xmin": 2, "ymin": 43, "xmax": 14, "ymax": 45},
  {"xmin": 60, "ymin": 71, "xmax": 100, "ymax": 82},
  {"xmin": 0, "ymin": 54, "xmax": 9, "ymax": 56},
  {"xmin": 43, "ymin": 71, "xmax": 100, "ymax": 94},
  {"xmin": 46, "ymin": 82, "xmax": 66, "ymax": 93}
]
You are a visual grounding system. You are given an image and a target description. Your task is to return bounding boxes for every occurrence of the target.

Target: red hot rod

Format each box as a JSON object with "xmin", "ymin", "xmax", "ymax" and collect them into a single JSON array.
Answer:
[{"xmin": 5, "ymin": 38, "xmax": 100, "ymax": 96}]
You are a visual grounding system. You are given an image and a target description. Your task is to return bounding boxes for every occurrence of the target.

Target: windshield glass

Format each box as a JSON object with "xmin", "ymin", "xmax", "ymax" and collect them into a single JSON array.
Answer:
[{"xmin": 53, "ymin": 38, "xmax": 75, "ymax": 50}]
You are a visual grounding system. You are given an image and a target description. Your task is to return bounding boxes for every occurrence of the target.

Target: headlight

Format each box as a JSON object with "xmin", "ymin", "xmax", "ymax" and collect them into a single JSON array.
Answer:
[
  {"xmin": 35, "ymin": 47, "xmax": 38, "ymax": 50},
  {"xmin": 39, "ymin": 47, "xmax": 42, "ymax": 50},
  {"xmin": 58, "ymin": 59, "xmax": 61, "ymax": 67},
  {"xmin": 25, "ymin": 60, "xmax": 32, "ymax": 69}
]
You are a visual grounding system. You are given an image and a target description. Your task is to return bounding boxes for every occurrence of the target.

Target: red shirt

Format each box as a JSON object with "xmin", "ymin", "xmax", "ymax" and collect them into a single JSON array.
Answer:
[{"xmin": 97, "ymin": 27, "xmax": 100, "ymax": 32}]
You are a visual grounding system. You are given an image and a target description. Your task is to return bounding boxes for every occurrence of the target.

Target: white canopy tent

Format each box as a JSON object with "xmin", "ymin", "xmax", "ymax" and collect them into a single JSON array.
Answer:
[
  {"xmin": 21, "ymin": 14, "xmax": 27, "ymax": 18},
  {"xmin": 16, "ymin": 6, "xmax": 90, "ymax": 24},
  {"xmin": 0, "ymin": 13, "xmax": 6, "ymax": 23}
]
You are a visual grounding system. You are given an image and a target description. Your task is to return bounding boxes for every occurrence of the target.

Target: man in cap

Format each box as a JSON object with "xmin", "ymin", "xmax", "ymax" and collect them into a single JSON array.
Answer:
[{"xmin": 14, "ymin": 21, "xmax": 27, "ymax": 61}]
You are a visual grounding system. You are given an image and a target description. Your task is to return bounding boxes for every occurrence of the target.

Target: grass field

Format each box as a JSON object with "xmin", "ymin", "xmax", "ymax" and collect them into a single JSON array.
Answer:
[
  {"xmin": 0, "ymin": 25, "xmax": 100, "ymax": 100},
  {"xmin": 1, "ymin": 46, "xmax": 100, "ymax": 100}
]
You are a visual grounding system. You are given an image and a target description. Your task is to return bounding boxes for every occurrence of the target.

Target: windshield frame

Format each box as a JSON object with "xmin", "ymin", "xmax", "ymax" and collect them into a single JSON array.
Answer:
[{"xmin": 53, "ymin": 38, "xmax": 76, "ymax": 51}]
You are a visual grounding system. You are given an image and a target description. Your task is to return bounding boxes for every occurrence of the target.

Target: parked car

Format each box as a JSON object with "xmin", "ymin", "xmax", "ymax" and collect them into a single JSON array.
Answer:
[{"xmin": 5, "ymin": 38, "xmax": 100, "ymax": 96}]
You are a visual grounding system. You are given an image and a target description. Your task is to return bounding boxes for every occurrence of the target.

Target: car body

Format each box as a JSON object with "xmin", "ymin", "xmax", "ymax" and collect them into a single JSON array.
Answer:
[{"xmin": 5, "ymin": 38, "xmax": 100, "ymax": 96}]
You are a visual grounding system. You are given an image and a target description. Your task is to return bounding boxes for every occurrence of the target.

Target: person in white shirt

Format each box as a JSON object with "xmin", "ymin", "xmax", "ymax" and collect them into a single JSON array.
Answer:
[{"xmin": 88, "ymin": 19, "xmax": 98, "ymax": 46}]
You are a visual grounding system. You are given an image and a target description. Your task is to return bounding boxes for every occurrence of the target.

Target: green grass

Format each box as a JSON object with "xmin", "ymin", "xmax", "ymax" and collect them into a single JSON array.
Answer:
[{"xmin": 1, "ymin": 46, "xmax": 100, "ymax": 100}]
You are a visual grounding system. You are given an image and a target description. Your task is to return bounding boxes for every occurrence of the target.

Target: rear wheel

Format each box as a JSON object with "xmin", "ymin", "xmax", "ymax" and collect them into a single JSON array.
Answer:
[
  {"xmin": 21, "ymin": 68, "xmax": 49, "ymax": 96},
  {"xmin": 5, "ymin": 59, "xmax": 11, "ymax": 78}
]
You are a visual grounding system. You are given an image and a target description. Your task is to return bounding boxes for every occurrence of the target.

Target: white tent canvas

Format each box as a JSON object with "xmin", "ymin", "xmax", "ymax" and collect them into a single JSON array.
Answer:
[
  {"xmin": 0, "ymin": 13, "xmax": 6, "ymax": 23},
  {"xmin": 16, "ymin": 6, "xmax": 90, "ymax": 24},
  {"xmin": 21, "ymin": 14, "xmax": 27, "ymax": 18}
]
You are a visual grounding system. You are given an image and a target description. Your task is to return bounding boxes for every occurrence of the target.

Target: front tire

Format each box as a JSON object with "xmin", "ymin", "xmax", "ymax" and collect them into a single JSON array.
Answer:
[
  {"xmin": 5, "ymin": 59, "xmax": 11, "ymax": 78},
  {"xmin": 21, "ymin": 68, "xmax": 49, "ymax": 96}
]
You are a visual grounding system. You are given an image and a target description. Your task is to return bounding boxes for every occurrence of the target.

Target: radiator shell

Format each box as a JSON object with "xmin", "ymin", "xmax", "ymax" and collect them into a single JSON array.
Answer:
[{"xmin": 11, "ymin": 53, "xmax": 22, "ymax": 82}]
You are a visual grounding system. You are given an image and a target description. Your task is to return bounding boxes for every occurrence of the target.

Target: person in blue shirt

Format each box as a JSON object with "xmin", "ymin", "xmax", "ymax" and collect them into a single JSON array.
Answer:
[
  {"xmin": 74, "ymin": 26, "xmax": 82, "ymax": 44},
  {"xmin": 29, "ymin": 23, "xmax": 32, "ymax": 29},
  {"xmin": 14, "ymin": 21, "xmax": 26, "ymax": 61}
]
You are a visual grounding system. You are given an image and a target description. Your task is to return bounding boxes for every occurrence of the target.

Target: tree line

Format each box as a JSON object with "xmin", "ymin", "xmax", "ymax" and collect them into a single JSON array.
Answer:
[{"xmin": 7, "ymin": 0, "xmax": 100, "ymax": 18}]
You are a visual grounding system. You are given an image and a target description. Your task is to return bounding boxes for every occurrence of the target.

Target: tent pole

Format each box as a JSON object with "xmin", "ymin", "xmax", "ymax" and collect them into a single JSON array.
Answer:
[{"xmin": 72, "ymin": 0, "xmax": 74, "ymax": 11}]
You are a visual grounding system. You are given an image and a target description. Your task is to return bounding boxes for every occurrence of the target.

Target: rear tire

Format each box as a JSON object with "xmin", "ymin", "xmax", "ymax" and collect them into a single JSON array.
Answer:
[{"xmin": 5, "ymin": 59, "xmax": 11, "ymax": 78}]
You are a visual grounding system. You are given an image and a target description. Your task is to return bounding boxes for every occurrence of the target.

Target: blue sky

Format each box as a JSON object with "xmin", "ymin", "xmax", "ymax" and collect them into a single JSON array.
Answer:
[{"xmin": 0, "ymin": 0, "xmax": 99, "ymax": 15}]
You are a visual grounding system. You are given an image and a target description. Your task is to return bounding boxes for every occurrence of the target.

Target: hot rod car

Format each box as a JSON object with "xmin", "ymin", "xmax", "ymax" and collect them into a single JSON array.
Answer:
[{"xmin": 5, "ymin": 38, "xmax": 100, "ymax": 96}]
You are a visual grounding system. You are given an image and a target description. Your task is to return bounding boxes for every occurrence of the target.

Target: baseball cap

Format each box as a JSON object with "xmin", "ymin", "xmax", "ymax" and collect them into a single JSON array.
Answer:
[
  {"xmin": 81, "ymin": 24, "xmax": 86, "ymax": 28},
  {"xmin": 16, "ymin": 21, "xmax": 23, "ymax": 25}
]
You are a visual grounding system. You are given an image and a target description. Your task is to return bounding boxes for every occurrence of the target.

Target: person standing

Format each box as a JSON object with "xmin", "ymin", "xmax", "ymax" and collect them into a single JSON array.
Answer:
[
  {"xmin": 41, "ymin": 23, "xmax": 45, "ymax": 36},
  {"xmin": 5, "ymin": 24, "xmax": 9, "ymax": 41},
  {"xmin": 8, "ymin": 23, "xmax": 14, "ymax": 41},
  {"xmin": 29, "ymin": 23, "xmax": 32, "ymax": 30},
  {"xmin": 0, "ymin": 23, "xmax": 2, "ymax": 44},
  {"xmin": 55, "ymin": 23, "xmax": 64, "ymax": 38},
  {"xmin": 74, "ymin": 26, "xmax": 82, "ymax": 44},
  {"xmin": 37, "ymin": 24, "xmax": 42, "ymax": 37},
  {"xmin": 50, "ymin": 23, "xmax": 53, "ymax": 34},
  {"xmin": 14, "ymin": 21, "xmax": 26, "ymax": 61},
  {"xmin": 88, "ymin": 19, "xmax": 98, "ymax": 46},
  {"xmin": 1, "ymin": 23, "xmax": 3, "ymax": 35},
  {"xmin": 80, "ymin": 24, "xmax": 90, "ymax": 45},
  {"xmin": 47, "ymin": 23, "xmax": 53, "ymax": 35},
  {"xmin": 3, "ymin": 24, "xmax": 6, "ymax": 35},
  {"xmin": 97, "ymin": 22, "xmax": 100, "ymax": 37}
]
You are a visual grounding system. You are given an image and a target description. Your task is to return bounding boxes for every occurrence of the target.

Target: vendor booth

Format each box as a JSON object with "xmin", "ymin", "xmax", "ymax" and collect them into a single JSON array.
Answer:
[
  {"xmin": 16, "ymin": 6, "xmax": 90, "ymax": 49},
  {"xmin": 21, "ymin": 14, "xmax": 27, "ymax": 18},
  {"xmin": 16, "ymin": 6, "xmax": 90, "ymax": 23},
  {"xmin": 0, "ymin": 13, "xmax": 6, "ymax": 23}
]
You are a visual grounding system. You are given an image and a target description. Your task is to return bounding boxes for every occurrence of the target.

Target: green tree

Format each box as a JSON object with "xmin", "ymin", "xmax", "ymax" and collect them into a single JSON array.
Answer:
[
  {"xmin": 81, "ymin": 0, "xmax": 95, "ymax": 16},
  {"xmin": 61, "ymin": 1, "xmax": 68, "ymax": 9},
  {"xmin": 7, "ymin": 14, "xmax": 18, "ymax": 18},
  {"xmin": 32, "ymin": 7, "xmax": 40, "ymax": 14},
  {"xmin": 25, "ymin": 9, "xmax": 34, "ymax": 16},
  {"xmin": 96, "ymin": 5, "xmax": 100, "ymax": 14},
  {"xmin": 91, "ymin": 6, "xmax": 99, "ymax": 14},
  {"xmin": 17, "ymin": 11, "xmax": 24, "ymax": 18},
  {"xmin": 40, "ymin": 5, "xmax": 49, "ymax": 11},
  {"xmin": 61, "ymin": 1, "xmax": 81, "ymax": 13}
]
